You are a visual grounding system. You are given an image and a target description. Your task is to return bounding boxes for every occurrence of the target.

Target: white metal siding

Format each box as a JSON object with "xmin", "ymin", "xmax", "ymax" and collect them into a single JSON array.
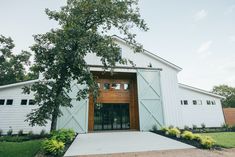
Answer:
[
  {"xmin": 178, "ymin": 86, "xmax": 225, "ymax": 128},
  {"xmin": 0, "ymin": 85, "xmax": 50, "ymax": 134}
]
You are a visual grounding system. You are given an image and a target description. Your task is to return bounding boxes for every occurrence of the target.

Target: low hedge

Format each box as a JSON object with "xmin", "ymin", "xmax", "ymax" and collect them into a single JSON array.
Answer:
[
  {"xmin": 41, "ymin": 129, "xmax": 76, "ymax": 157},
  {"xmin": 153, "ymin": 126, "xmax": 216, "ymax": 149}
]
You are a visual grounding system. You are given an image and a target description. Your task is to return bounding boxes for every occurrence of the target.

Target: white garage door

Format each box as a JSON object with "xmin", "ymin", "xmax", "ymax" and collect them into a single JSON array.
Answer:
[{"xmin": 137, "ymin": 69, "xmax": 164, "ymax": 131}]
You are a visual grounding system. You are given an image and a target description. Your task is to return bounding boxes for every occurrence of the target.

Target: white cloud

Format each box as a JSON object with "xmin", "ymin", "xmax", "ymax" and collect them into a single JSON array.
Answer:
[
  {"xmin": 194, "ymin": 9, "xmax": 208, "ymax": 21},
  {"xmin": 197, "ymin": 40, "xmax": 213, "ymax": 53},
  {"xmin": 196, "ymin": 40, "xmax": 213, "ymax": 59},
  {"xmin": 224, "ymin": 5, "xmax": 235, "ymax": 15}
]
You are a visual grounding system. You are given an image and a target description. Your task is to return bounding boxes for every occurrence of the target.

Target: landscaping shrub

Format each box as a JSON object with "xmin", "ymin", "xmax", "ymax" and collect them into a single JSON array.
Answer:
[
  {"xmin": 181, "ymin": 131, "xmax": 195, "ymax": 140},
  {"xmin": 193, "ymin": 134, "xmax": 202, "ymax": 141},
  {"xmin": 184, "ymin": 125, "xmax": 190, "ymax": 131},
  {"xmin": 161, "ymin": 127, "xmax": 169, "ymax": 132},
  {"xmin": 40, "ymin": 129, "xmax": 47, "ymax": 137},
  {"xmin": 201, "ymin": 123, "xmax": 206, "ymax": 129},
  {"xmin": 152, "ymin": 125, "xmax": 158, "ymax": 132},
  {"xmin": 231, "ymin": 125, "xmax": 235, "ymax": 131},
  {"xmin": 42, "ymin": 139, "xmax": 65, "ymax": 156},
  {"xmin": 0, "ymin": 129, "xmax": 2, "ymax": 136},
  {"xmin": 18, "ymin": 129, "xmax": 24, "ymax": 136},
  {"xmin": 168, "ymin": 125, "xmax": 174, "ymax": 129},
  {"xmin": 199, "ymin": 136, "xmax": 216, "ymax": 149},
  {"xmin": 192, "ymin": 124, "xmax": 197, "ymax": 130},
  {"xmin": 7, "ymin": 129, "xmax": 13, "ymax": 136},
  {"xmin": 28, "ymin": 131, "xmax": 33, "ymax": 136},
  {"xmin": 51, "ymin": 129, "xmax": 75, "ymax": 144},
  {"xmin": 168, "ymin": 128, "xmax": 181, "ymax": 137}
]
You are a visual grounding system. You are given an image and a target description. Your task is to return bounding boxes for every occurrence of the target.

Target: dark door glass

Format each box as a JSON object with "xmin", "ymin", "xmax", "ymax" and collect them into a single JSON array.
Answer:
[{"xmin": 94, "ymin": 103, "xmax": 130, "ymax": 130}]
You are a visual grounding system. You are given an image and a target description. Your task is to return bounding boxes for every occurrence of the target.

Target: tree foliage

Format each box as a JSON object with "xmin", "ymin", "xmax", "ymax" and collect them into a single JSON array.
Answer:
[
  {"xmin": 25, "ymin": 0, "xmax": 148, "ymax": 131},
  {"xmin": 212, "ymin": 85, "xmax": 235, "ymax": 108},
  {"xmin": 0, "ymin": 35, "xmax": 37, "ymax": 86}
]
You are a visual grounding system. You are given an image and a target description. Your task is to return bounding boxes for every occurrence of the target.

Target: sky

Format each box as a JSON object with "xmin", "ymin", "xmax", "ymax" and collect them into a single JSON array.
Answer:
[{"xmin": 0, "ymin": 0, "xmax": 235, "ymax": 91}]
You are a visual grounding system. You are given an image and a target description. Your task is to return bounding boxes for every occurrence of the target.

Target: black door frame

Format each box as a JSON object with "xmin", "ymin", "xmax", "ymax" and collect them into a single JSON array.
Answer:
[{"xmin": 94, "ymin": 103, "xmax": 130, "ymax": 131}]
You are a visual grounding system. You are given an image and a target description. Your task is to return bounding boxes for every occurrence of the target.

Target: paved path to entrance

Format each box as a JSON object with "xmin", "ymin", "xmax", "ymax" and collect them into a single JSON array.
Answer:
[{"xmin": 64, "ymin": 131, "xmax": 194, "ymax": 157}]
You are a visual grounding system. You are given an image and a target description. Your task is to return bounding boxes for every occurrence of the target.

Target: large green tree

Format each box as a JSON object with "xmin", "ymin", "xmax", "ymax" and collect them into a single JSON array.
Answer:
[
  {"xmin": 212, "ymin": 85, "xmax": 235, "ymax": 108},
  {"xmin": 0, "ymin": 35, "xmax": 36, "ymax": 86},
  {"xmin": 25, "ymin": 0, "xmax": 148, "ymax": 131}
]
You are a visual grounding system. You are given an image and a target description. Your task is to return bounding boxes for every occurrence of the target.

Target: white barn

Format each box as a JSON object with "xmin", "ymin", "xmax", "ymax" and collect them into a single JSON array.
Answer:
[{"xmin": 0, "ymin": 36, "xmax": 225, "ymax": 134}]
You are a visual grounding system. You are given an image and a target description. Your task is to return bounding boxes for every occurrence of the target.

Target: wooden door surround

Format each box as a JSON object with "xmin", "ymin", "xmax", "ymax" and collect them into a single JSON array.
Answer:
[{"xmin": 88, "ymin": 72, "xmax": 139, "ymax": 131}]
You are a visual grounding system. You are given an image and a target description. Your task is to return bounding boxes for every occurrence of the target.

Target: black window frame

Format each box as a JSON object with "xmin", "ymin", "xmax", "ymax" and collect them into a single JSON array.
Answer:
[
  {"xmin": 183, "ymin": 100, "xmax": 188, "ymax": 105},
  {"xmin": 207, "ymin": 100, "xmax": 211, "ymax": 105},
  {"xmin": 193, "ymin": 100, "xmax": 197, "ymax": 105},
  {"xmin": 0, "ymin": 99, "xmax": 5, "ymax": 105},
  {"xmin": 103, "ymin": 83, "xmax": 110, "ymax": 90},
  {"xmin": 180, "ymin": 100, "xmax": 183, "ymax": 105},
  {"xmin": 6, "ymin": 99, "xmax": 13, "ymax": 105},
  {"xmin": 21, "ymin": 99, "xmax": 28, "ymax": 105},
  {"xmin": 29, "ymin": 99, "xmax": 36, "ymax": 105}
]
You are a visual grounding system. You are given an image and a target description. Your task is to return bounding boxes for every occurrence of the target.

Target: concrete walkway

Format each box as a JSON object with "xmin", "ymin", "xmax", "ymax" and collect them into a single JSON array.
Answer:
[{"xmin": 64, "ymin": 131, "xmax": 194, "ymax": 157}]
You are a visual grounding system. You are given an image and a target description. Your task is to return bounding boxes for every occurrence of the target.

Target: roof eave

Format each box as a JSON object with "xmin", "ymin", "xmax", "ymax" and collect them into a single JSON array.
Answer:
[
  {"xmin": 179, "ymin": 83, "xmax": 226, "ymax": 99},
  {"xmin": 111, "ymin": 35, "xmax": 182, "ymax": 71},
  {"xmin": 0, "ymin": 79, "xmax": 39, "ymax": 90}
]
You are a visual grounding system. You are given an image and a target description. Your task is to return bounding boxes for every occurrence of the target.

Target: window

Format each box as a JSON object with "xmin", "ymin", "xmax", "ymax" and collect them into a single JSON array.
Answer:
[
  {"xmin": 193, "ymin": 100, "xmax": 197, "ymax": 105},
  {"xmin": 103, "ymin": 83, "xmax": 110, "ymax": 90},
  {"xmin": 6, "ymin": 99, "xmax": 13, "ymax": 105},
  {"xmin": 21, "ymin": 99, "xmax": 27, "ymax": 105},
  {"xmin": 29, "ymin": 99, "xmax": 36, "ymax": 105},
  {"xmin": 197, "ymin": 100, "xmax": 202, "ymax": 105},
  {"xmin": 0, "ymin": 99, "xmax": 5, "ymax": 105},
  {"xmin": 211, "ymin": 100, "xmax": 216, "ymax": 105},
  {"xmin": 207, "ymin": 100, "xmax": 211, "ymax": 105},
  {"xmin": 180, "ymin": 100, "xmax": 183, "ymax": 105},
  {"xmin": 111, "ymin": 83, "xmax": 121, "ymax": 90},
  {"xmin": 183, "ymin": 100, "xmax": 188, "ymax": 105},
  {"xmin": 124, "ymin": 83, "xmax": 130, "ymax": 90}
]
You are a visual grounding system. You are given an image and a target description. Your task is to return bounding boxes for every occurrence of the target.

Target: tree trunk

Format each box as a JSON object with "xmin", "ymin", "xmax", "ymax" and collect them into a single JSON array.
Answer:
[{"xmin": 50, "ymin": 105, "xmax": 60, "ymax": 132}]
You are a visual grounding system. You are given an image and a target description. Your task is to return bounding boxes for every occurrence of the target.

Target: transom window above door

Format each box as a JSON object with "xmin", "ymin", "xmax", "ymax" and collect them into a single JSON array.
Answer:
[{"xmin": 98, "ymin": 81, "xmax": 130, "ymax": 91}]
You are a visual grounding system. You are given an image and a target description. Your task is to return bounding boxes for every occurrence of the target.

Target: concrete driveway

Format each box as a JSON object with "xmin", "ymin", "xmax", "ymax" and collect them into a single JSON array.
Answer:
[{"xmin": 64, "ymin": 131, "xmax": 194, "ymax": 157}]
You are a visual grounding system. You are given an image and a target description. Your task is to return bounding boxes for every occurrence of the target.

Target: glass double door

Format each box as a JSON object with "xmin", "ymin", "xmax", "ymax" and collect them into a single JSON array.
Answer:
[{"xmin": 94, "ymin": 103, "xmax": 130, "ymax": 130}]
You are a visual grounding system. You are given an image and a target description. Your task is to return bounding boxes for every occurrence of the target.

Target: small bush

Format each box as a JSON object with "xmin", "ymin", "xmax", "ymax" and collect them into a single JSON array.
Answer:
[
  {"xmin": 168, "ymin": 128, "xmax": 181, "ymax": 137},
  {"xmin": 28, "ymin": 131, "xmax": 33, "ymax": 136},
  {"xmin": 40, "ymin": 129, "xmax": 47, "ymax": 136},
  {"xmin": 18, "ymin": 130, "xmax": 24, "ymax": 136},
  {"xmin": 0, "ymin": 129, "xmax": 2, "ymax": 136},
  {"xmin": 42, "ymin": 139, "xmax": 65, "ymax": 156},
  {"xmin": 51, "ymin": 129, "xmax": 75, "ymax": 144},
  {"xmin": 169, "ymin": 125, "xmax": 174, "ymax": 129},
  {"xmin": 221, "ymin": 123, "xmax": 229, "ymax": 129},
  {"xmin": 230, "ymin": 125, "xmax": 235, "ymax": 131},
  {"xmin": 161, "ymin": 127, "xmax": 169, "ymax": 132},
  {"xmin": 193, "ymin": 134, "xmax": 202, "ymax": 141},
  {"xmin": 184, "ymin": 125, "xmax": 190, "ymax": 130},
  {"xmin": 7, "ymin": 129, "xmax": 13, "ymax": 136},
  {"xmin": 192, "ymin": 124, "xmax": 197, "ymax": 130},
  {"xmin": 199, "ymin": 136, "xmax": 215, "ymax": 149},
  {"xmin": 201, "ymin": 123, "xmax": 206, "ymax": 129},
  {"xmin": 152, "ymin": 125, "xmax": 158, "ymax": 132},
  {"xmin": 181, "ymin": 131, "xmax": 194, "ymax": 140}
]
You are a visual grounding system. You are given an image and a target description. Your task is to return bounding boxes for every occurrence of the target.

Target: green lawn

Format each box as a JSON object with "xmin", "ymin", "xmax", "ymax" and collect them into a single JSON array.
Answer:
[
  {"xmin": 200, "ymin": 132, "xmax": 235, "ymax": 148},
  {"xmin": 0, "ymin": 139, "xmax": 43, "ymax": 157}
]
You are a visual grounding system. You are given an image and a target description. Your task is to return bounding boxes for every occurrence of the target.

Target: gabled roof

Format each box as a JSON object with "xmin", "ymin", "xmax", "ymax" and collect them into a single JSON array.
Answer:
[
  {"xmin": 179, "ymin": 83, "xmax": 225, "ymax": 99},
  {"xmin": 0, "ymin": 79, "xmax": 39, "ymax": 90},
  {"xmin": 112, "ymin": 35, "xmax": 182, "ymax": 71}
]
